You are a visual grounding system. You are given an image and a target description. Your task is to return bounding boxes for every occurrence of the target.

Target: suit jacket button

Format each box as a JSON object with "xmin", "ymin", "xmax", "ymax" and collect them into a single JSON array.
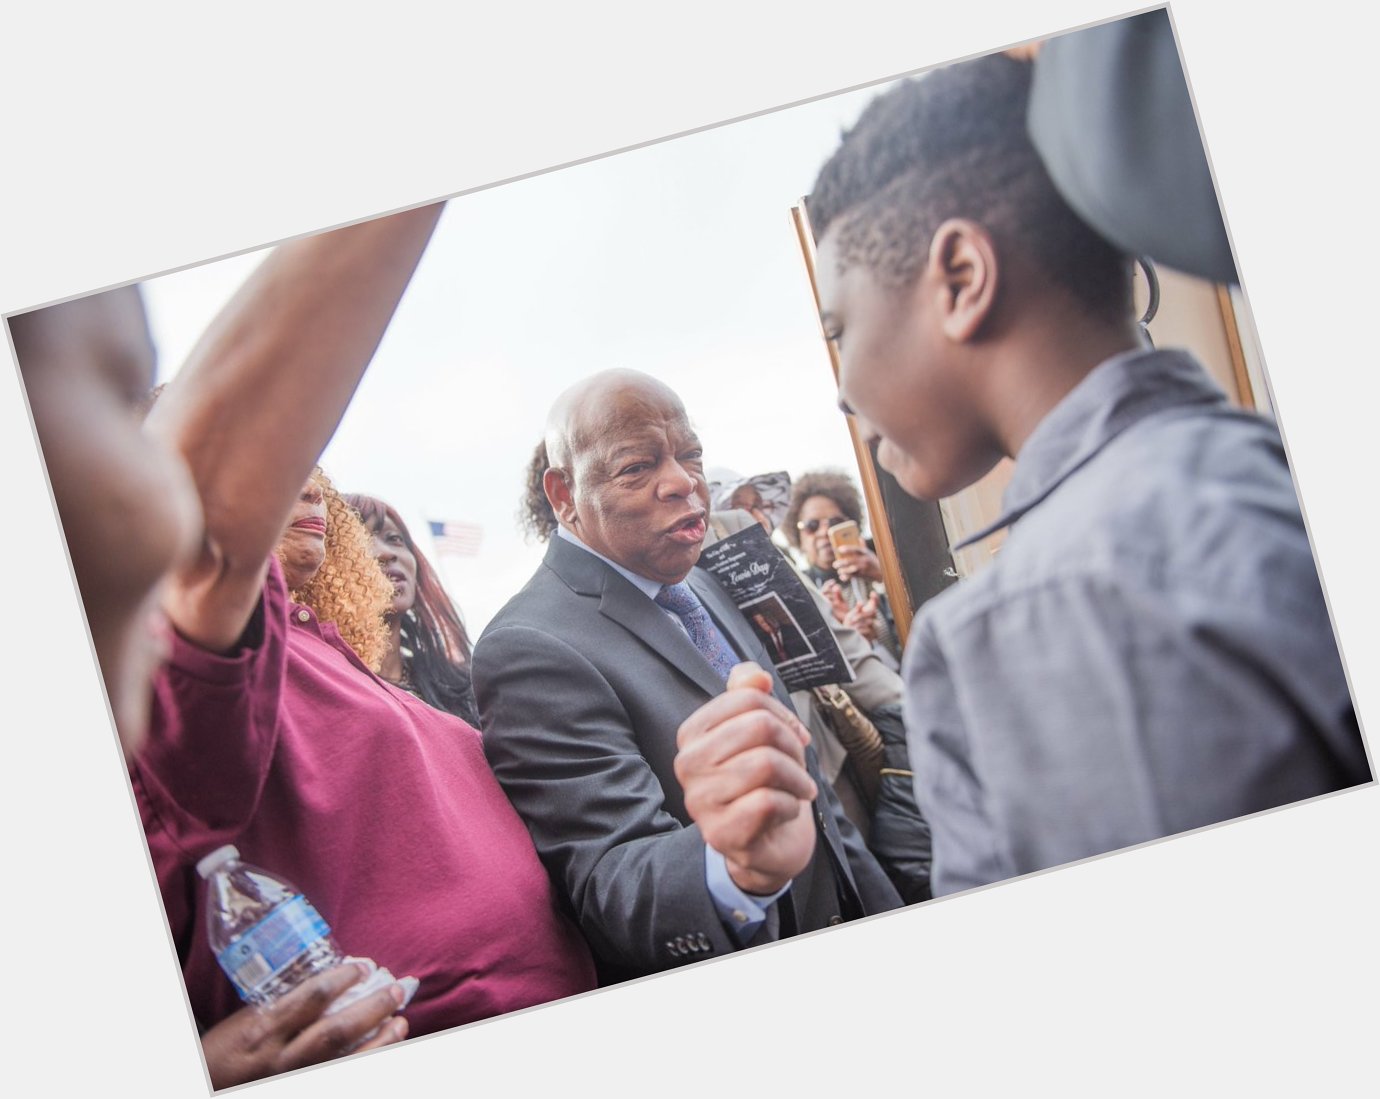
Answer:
[
  {"xmin": 674, "ymin": 936, "xmax": 688, "ymax": 954},
  {"xmin": 697, "ymin": 932, "xmax": 711, "ymax": 951},
  {"xmin": 666, "ymin": 940, "xmax": 679, "ymax": 956},
  {"xmin": 828, "ymin": 915, "xmax": 844, "ymax": 926}
]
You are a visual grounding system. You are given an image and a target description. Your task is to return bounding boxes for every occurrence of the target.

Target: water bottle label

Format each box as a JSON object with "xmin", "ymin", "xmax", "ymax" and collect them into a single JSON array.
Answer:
[{"xmin": 215, "ymin": 895, "xmax": 332, "ymax": 1000}]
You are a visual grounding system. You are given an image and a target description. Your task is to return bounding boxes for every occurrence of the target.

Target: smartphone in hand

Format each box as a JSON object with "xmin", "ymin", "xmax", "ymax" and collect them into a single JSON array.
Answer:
[
  {"xmin": 827, "ymin": 520, "xmax": 868, "ymax": 602},
  {"xmin": 827, "ymin": 519, "xmax": 863, "ymax": 555}
]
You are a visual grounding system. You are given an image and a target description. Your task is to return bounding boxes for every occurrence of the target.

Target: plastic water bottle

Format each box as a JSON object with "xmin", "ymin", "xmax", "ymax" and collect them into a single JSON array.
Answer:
[{"xmin": 196, "ymin": 845, "xmax": 414, "ymax": 1014}]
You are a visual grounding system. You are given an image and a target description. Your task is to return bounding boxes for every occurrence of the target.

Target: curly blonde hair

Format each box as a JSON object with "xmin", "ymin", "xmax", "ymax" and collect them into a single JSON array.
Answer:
[{"xmin": 283, "ymin": 468, "xmax": 393, "ymax": 672}]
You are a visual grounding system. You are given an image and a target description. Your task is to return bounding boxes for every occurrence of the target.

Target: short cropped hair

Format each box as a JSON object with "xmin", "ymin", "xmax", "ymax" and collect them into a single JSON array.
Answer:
[{"xmin": 809, "ymin": 53, "xmax": 1132, "ymax": 322}]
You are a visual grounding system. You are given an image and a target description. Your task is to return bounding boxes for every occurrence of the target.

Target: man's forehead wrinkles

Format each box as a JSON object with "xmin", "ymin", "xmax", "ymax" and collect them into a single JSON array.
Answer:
[
  {"xmin": 610, "ymin": 431, "xmax": 660, "ymax": 451},
  {"xmin": 600, "ymin": 424, "xmax": 698, "ymax": 456},
  {"xmin": 605, "ymin": 420, "xmax": 678, "ymax": 454},
  {"xmin": 562, "ymin": 379, "xmax": 699, "ymax": 469}
]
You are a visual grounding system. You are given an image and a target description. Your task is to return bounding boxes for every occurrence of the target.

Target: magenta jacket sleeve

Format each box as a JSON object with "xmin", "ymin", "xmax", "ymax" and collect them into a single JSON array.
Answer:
[{"xmin": 132, "ymin": 558, "xmax": 290, "ymax": 866}]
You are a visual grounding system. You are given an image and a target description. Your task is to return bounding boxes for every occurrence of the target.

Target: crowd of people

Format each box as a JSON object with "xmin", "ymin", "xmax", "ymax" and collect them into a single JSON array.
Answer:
[{"xmin": 12, "ymin": 18, "xmax": 1367, "ymax": 1090}]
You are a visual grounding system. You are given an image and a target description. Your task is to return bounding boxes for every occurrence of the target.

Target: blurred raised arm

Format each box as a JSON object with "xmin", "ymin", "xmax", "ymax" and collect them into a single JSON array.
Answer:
[{"xmin": 147, "ymin": 204, "xmax": 443, "ymax": 650}]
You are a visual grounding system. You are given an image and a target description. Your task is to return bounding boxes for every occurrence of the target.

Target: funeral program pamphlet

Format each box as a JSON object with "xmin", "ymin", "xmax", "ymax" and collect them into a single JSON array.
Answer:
[{"xmin": 700, "ymin": 524, "xmax": 854, "ymax": 691}]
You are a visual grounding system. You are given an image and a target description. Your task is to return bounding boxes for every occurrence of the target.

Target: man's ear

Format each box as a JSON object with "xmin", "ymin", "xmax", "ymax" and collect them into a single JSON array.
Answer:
[
  {"xmin": 543, "ymin": 467, "xmax": 578, "ymax": 527},
  {"xmin": 927, "ymin": 218, "xmax": 999, "ymax": 343}
]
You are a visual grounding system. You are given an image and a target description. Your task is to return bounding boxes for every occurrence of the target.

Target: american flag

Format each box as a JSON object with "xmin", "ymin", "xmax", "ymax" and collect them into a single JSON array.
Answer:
[{"xmin": 428, "ymin": 519, "xmax": 483, "ymax": 558}]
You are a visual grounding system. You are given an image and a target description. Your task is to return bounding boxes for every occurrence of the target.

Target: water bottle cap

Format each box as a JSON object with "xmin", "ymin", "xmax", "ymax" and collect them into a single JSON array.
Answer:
[{"xmin": 195, "ymin": 845, "xmax": 240, "ymax": 879}]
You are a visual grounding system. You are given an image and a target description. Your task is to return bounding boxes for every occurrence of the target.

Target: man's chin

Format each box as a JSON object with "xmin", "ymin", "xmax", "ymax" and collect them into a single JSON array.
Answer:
[
  {"xmin": 879, "ymin": 441, "xmax": 945, "ymax": 502},
  {"xmin": 655, "ymin": 543, "xmax": 704, "ymax": 585}
]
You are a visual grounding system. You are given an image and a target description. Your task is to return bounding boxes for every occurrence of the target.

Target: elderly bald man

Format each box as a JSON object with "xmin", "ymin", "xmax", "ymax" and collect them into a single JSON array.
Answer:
[{"xmin": 472, "ymin": 369, "xmax": 901, "ymax": 981}]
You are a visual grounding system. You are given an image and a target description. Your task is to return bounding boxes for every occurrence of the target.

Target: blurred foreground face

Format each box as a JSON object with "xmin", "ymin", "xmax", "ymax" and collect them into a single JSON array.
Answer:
[
  {"xmin": 12, "ymin": 288, "xmax": 201, "ymax": 759},
  {"xmin": 815, "ymin": 228, "xmax": 996, "ymax": 501}
]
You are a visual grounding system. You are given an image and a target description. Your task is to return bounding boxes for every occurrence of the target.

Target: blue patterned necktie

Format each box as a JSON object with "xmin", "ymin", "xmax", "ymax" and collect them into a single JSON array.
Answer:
[{"xmin": 654, "ymin": 582, "xmax": 739, "ymax": 683}]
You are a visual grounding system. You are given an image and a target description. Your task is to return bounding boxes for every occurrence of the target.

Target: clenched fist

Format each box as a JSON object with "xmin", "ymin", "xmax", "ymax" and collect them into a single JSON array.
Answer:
[{"xmin": 674, "ymin": 662, "xmax": 818, "ymax": 896}]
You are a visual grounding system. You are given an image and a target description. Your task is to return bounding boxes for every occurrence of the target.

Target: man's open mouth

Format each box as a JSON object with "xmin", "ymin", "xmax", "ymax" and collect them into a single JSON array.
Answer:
[{"xmin": 664, "ymin": 512, "xmax": 707, "ymax": 544}]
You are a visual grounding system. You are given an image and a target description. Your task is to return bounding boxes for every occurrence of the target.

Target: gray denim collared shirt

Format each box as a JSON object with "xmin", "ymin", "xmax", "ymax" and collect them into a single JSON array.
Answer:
[{"xmin": 904, "ymin": 348, "xmax": 1368, "ymax": 896}]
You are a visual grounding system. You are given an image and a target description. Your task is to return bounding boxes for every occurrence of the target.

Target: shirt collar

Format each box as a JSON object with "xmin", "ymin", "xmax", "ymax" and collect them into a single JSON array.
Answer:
[
  {"xmin": 556, "ymin": 524, "xmax": 665, "ymax": 600},
  {"xmin": 953, "ymin": 348, "xmax": 1229, "ymax": 550}
]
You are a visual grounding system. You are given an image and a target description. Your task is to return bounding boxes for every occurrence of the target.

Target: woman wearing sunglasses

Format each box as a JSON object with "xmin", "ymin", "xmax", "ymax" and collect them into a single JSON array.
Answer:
[{"xmin": 782, "ymin": 469, "xmax": 900, "ymax": 667}]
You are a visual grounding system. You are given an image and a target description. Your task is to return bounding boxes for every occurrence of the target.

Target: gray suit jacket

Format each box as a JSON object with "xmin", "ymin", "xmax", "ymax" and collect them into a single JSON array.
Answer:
[{"xmin": 473, "ymin": 534, "xmax": 901, "ymax": 980}]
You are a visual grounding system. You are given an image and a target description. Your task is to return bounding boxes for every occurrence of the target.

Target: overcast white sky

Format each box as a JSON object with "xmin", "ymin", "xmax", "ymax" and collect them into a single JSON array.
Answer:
[{"xmin": 140, "ymin": 83, "xmax": 890, "ymax": 633}]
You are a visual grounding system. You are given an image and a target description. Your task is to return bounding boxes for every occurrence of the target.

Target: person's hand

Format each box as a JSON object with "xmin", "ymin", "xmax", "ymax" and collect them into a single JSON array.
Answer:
[
  {"xmin": 834, "ymin": 544, "xmax": 883, "ymax": 583},
  {"xmin": 201, "ymin": 962, "xmax": 409, "ymax": 1089},
  {"xmin": 843, "ymin": 592, "xmax": 881, "ymax": 644},
  {"xmin": 820, "ymin": 580, "xmax": 849, "ymax": 624},
  {"xmin": 674, "ymin": 662, "xmax": 818, "ymax": 896}
]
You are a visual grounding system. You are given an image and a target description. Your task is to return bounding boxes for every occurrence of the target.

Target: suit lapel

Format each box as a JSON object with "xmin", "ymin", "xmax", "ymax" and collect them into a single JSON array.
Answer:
[
  {"xmin": 544, "ymin": 535, "xmax": 728, "ymax": 699},
  {"xmin": 542, "ymin": 535, "xmax": 798, "ymax": 707},
  {"xmin": 598, "ymin": 576, "xmax": 728, "ymax": 699}
]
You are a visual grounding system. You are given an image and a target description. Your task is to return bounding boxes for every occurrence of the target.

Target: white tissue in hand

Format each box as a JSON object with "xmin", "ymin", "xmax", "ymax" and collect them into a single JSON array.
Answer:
[{"xmin": 324, "ymin": 956, "xmax": 417, "ymax": 1016}]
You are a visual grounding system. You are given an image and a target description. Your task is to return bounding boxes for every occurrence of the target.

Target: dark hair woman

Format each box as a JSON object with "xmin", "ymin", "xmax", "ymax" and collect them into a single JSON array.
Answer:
[{"xmin": 345, "ymin": 494, "xmax": 479, "ymax": 726}]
